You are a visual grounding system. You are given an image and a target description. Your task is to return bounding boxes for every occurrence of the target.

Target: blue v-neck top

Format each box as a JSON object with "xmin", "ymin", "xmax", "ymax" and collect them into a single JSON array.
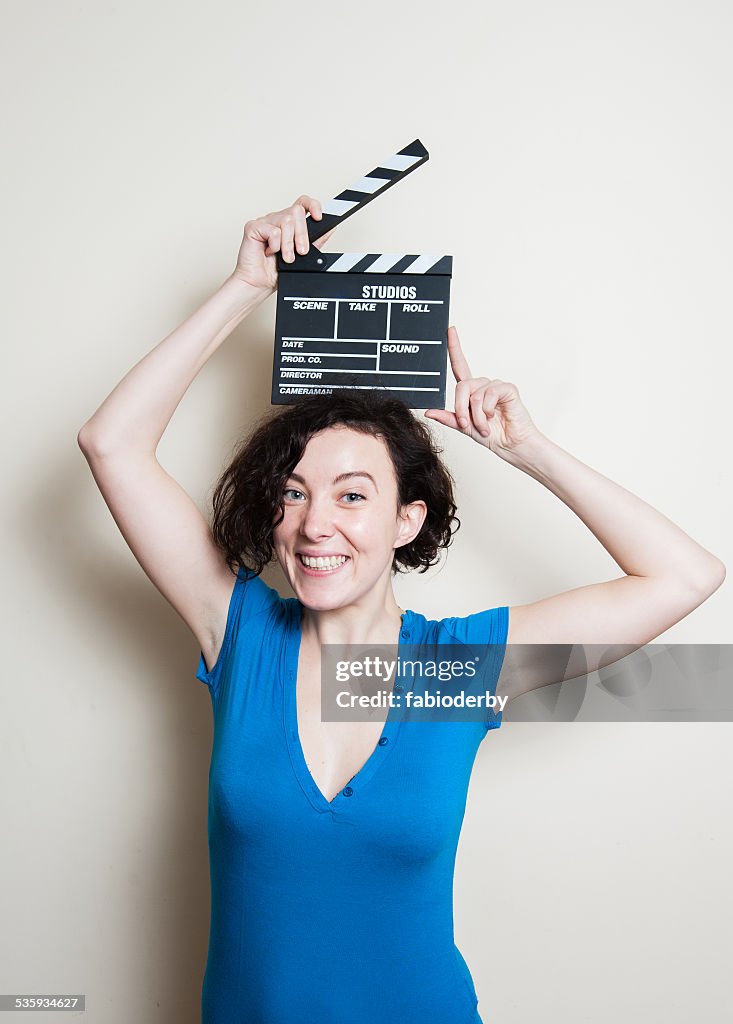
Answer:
[{"xmin": 195, "ymin": 566, "xmax": 509, "ymax": 1024}]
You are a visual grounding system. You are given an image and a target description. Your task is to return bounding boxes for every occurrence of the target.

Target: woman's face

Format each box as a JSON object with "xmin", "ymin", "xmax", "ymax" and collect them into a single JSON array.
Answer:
[{"xmin": 272, "ymin": 426, "xmax": 426, "ymax": 611}]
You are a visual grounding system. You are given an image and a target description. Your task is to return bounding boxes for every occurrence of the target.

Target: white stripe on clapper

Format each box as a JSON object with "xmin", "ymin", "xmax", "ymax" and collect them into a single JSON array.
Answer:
[
  {"xmin": 364, "ymin": 254, "xmax": 407, "ymax": 273},
  {"xmin": 349, "ymin": 175, "xmax": 390, "ymax": 195},
  {"xmin": 378, "ymin": 153, "xmax": 423, "ymax": 172},
  {"xmin": 401, "ymin": 255, "xmax": 444, "ymax": 274},
  {"xmin": 322, "ymin": 198, "xmax": 360, "ymax": 217},
  {"xmin": 326, "ymin": 253, "xmax": 367, "ymax": 273}
]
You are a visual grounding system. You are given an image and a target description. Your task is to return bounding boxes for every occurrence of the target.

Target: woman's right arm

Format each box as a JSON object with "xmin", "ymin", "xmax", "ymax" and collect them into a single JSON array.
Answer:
[{"xmin": 77, "ymin": 195, "xmax": 332, "ymax": 670}]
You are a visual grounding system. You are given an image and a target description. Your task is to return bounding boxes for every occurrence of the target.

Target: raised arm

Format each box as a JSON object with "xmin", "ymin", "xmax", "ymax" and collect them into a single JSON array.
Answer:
[
  {"xmin": 77, "ymin": 196, "xmax": 335, "ymax": 671},
  {"xmin": 424, "ymin": 328, "xmax": 726, "ymax": 700}
]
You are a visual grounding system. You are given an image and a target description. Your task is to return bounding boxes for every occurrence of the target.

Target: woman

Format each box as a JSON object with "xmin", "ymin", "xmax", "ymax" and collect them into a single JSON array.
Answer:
[{"xmin": 77, "ymin": 195, "xmax": 725, "ymax": 1023}]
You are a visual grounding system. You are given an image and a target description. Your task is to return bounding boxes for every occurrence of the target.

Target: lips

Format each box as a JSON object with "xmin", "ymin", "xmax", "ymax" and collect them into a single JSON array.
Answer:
[{"xmin": 296, "ymin": 553, "xmax": 351, "ymax": 575}]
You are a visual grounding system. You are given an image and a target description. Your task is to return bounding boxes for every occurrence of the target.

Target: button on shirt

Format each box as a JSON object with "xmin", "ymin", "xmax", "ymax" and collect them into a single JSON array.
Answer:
[{"xmin": 195, "ymin": 567, "xmax": 508, "ymax": 1024}]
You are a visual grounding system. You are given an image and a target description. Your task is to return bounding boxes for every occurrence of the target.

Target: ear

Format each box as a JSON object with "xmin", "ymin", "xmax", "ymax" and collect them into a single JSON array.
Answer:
[{"xmin": 395, "ymin": 500, "xmax": 427, "ymax": 550}]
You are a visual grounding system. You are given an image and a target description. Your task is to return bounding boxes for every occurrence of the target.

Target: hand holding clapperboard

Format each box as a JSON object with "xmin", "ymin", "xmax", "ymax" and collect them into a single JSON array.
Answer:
[{"xmin": 272, "ymin": 140, "xmax": 452, "ymax": 409}]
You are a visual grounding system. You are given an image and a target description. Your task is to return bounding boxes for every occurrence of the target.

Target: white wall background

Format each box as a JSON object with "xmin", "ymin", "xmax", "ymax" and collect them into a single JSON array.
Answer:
[{"xmin": 1, "ymin": 1, "xmax": 730, "ymax": 1021}]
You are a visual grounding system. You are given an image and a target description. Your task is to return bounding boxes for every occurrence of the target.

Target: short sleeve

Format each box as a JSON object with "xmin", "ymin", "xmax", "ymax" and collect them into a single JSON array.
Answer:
[
  {"xmin": 195, "ymin": 566, "xmax": 280, "ymax": 697},
  {"xmin": 441, "ymin": 605, "xmax": 509, "ymax": 731}
]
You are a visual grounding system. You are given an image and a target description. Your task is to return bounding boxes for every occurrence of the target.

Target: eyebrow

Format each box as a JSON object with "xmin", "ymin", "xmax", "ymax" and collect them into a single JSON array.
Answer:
[{"xmin": 288, "ymin": 470, "xmax": 379, "ymax": 492}]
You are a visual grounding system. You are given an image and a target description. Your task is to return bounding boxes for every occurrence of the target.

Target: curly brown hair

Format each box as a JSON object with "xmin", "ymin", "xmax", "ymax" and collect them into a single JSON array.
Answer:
[{"xmin": 209, "ymin": 390, "xmax": 460, "ymax": 578}]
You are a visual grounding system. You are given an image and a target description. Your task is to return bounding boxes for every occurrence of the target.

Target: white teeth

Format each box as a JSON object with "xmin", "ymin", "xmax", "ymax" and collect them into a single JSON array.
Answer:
[{"xmin": 299, "ymin": 554, "xmax": 348, "ymax": 570}]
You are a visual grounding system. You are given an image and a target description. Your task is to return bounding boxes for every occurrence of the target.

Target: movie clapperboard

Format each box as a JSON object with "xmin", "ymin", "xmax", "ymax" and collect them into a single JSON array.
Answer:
[{"xmin": 272, "ymin": 139, "xmax": 452, "ymax": 409}]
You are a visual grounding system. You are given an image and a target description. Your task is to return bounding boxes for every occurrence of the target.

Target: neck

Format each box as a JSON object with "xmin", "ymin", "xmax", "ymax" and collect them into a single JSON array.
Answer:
[{"xmin": 300, "ymin": 590, "xmax": 405, "ymax": 647}]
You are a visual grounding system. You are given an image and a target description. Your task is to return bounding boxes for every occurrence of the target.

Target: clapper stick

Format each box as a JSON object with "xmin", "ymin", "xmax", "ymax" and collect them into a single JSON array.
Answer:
[
  {"xmin": 277, "ymin": 139, "xmax": 429, "ymax": 269},
  {"xmin": 272, "ymin": 139, "xmax": 451, "ymax": 410}
]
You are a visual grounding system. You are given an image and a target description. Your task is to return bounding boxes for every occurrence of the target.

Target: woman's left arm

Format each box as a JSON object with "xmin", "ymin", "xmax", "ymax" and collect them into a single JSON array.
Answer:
[{"xmin": 425, "ymin": 328, "xmax": 726, "ymax": 694}]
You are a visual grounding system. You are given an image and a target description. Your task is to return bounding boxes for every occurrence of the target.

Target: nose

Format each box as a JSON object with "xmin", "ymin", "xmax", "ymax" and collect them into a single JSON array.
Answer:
[{"xmin": 299, "ymin": 495, "xmax": 336, "ymax": 541}]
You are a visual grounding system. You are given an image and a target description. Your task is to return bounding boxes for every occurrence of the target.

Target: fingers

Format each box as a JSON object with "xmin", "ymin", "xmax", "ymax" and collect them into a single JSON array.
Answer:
[
  {"xmin": 291, "ymin": 195, "xmax": 323, "ymax": 257},
  {"xmin": 248, "ymin": 196, "xmax": 331, "ymax": 262},
  {"xmin": 454, "ymin": 379, "xmax": 473, "ymax": 432},
  {"xmin": 295, "ymin": 194, "xmax": 323, "ymax": 221},
  {"xmin": 424, "ymin": 409, "xmax": 459, "ymax": 430},
  {"xmin": 470, "ymin": 385, "xmax": 493, "ymax": 437},
  {"xmin": 262, "ymin": 197, "xmax": 327, "ymax": 261},
  {"xmin": 263, "ymin": 226, "xmax": 281, "ymax": 257},
  {"xmin": 433, "ymin": 376, "xmax": 494, "ymax": 436},
  {"xmin": 427, "ymin": 377, "xmax": 515, "ymax": 443},
  {"xmin": 296, "ymin": 195, "xmax": 336, "ymax": 252},
  {"xmin": 279, "ymin": 213, "xmax": 296, "ymax": 263},
  {"xmin": 447, "ymin": 326, "xmax": 473, "ymax": 382},
  {"xmin": 292, "ymin": 203, "xmax": 310, "ymax": 257},
  {"xmin": 444, "ymin": 326, "xmax": 493, "ymax": 433}
]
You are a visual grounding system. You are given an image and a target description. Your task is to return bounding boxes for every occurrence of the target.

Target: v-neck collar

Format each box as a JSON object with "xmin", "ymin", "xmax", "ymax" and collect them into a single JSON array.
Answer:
[{"xmin": 282, "ymin": 600, "xmax": 416, "ymax": 814}]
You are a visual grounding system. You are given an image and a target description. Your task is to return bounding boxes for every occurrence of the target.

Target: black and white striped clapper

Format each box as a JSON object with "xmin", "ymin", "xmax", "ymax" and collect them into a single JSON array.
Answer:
[{"xmin": 272, "ymin": 139, "xmax": 451, "ymax": 409}]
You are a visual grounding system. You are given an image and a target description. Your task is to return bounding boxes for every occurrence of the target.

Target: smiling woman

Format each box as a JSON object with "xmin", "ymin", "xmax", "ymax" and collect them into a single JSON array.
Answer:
[
  {"xmin": 183, "ymin": 388, "xmax": 512, "ymax": 1023},
  {"xmin": 76, "ymin": 192, "xmax": 725, "ymax": 1024}
]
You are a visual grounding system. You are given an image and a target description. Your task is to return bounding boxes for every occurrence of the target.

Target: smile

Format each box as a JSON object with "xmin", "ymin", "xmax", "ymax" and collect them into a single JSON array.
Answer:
[{"xmin": 297, "ymin": 554, "xmax": 350, "ymax": 574}]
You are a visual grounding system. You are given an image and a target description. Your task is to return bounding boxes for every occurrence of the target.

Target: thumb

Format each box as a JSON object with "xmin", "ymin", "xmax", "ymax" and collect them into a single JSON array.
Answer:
[{"xmin": 424, "ymin": 409, "xmax": 459, "ymax": 430}]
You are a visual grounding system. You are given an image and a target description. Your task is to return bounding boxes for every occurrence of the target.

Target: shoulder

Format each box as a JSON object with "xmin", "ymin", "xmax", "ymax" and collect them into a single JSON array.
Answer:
[
  {"xmin": 230, "ymin": 565, "xmax": 290, "ymax": 626},
  {"xmin": 409, "ymin": 605, "xmax": 509, "ymax": 646},
  {"xmin": 200, "ymin": 566, "xmax": 287, "ymax": 672}
]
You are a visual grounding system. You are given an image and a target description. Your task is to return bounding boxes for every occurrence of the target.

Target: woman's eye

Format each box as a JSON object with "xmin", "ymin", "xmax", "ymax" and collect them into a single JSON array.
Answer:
[
  {"xmin": 342, "ymin": 492, "xmax": 366, "ymax": 503},
  {"xmin": 283, "ymin": 488, "xmax": 305, "ymax": 500}
]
